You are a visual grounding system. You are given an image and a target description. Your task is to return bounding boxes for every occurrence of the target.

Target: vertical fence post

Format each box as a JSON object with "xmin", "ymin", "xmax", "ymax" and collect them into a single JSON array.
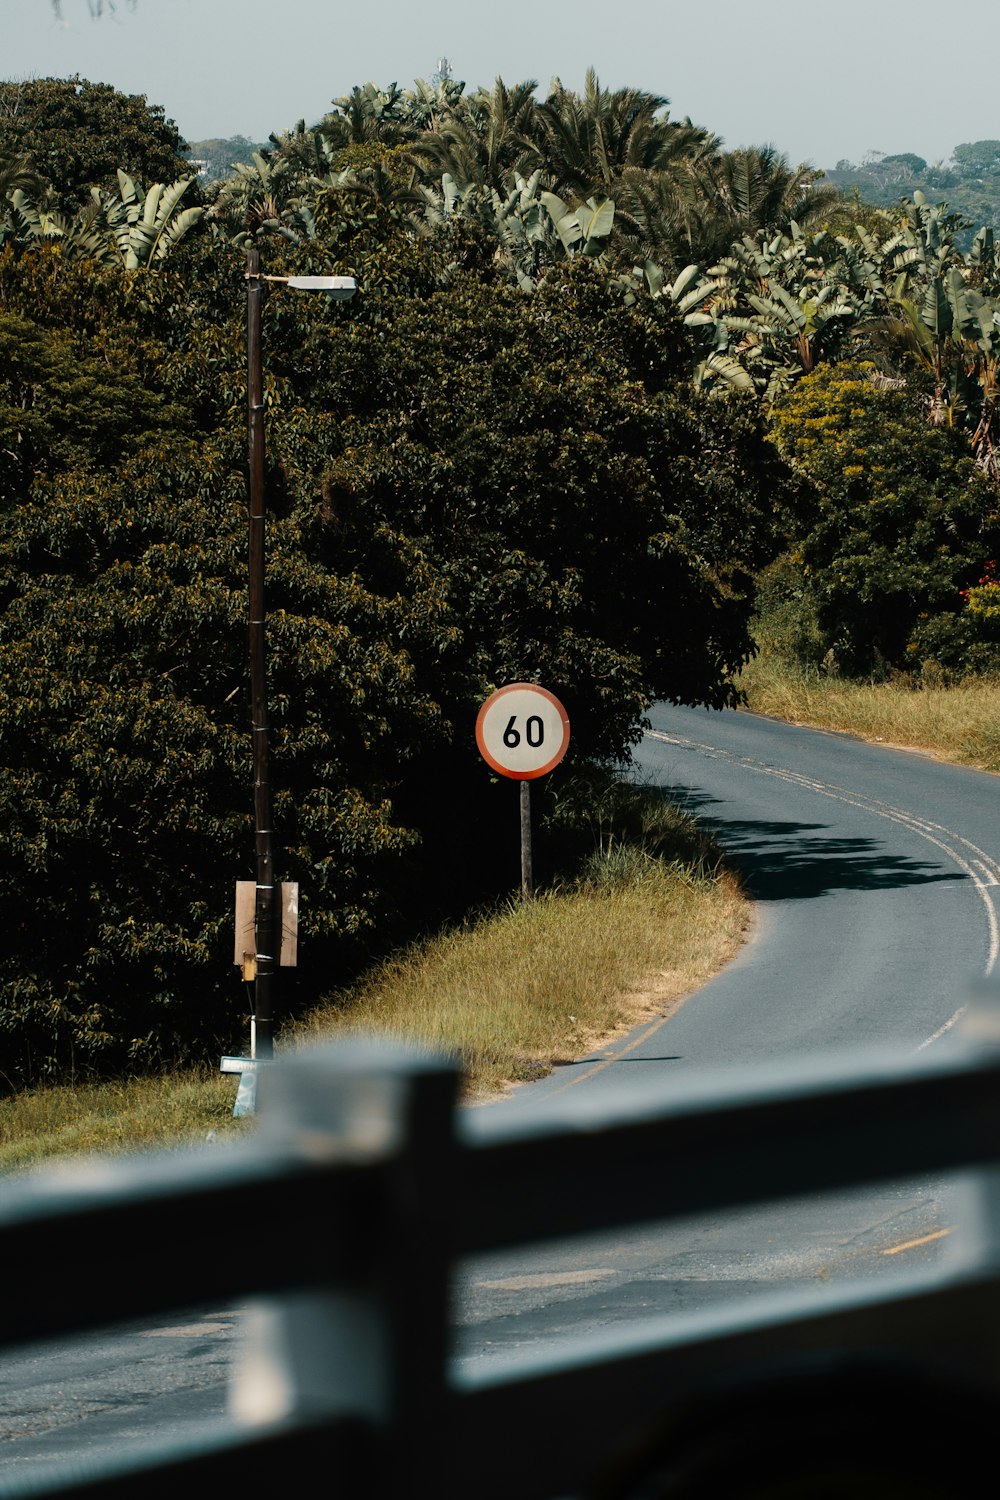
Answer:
[
  {"xmin": 229, "ymin": 1040, "xmax": 462, "ymax": 1495},
  {"xmin": 946, "ymin": 979, "xmax": 1000, "ymax": 1274}
]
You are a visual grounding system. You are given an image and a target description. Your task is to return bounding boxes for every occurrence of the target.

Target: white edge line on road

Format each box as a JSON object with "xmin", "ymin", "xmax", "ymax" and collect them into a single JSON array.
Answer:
[{"xmin": 645, "ymin": 729, "xmax": 1000, "ymax": 1044}]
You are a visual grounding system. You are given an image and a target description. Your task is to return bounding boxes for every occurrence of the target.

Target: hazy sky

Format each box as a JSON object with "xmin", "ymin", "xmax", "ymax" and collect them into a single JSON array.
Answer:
[{"xmin": 7, "ymin": 0, "xmax": 1000, "ymax": 171}]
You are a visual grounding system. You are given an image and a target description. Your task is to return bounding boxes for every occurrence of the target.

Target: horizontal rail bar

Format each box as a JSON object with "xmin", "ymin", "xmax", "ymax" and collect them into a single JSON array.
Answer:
[
  {"xmin": 4, "ymin": 1039, "xmax": 1000, "ymax": 1349},
  {"xmin": 450, "ymin": 1266, "xmax": 1000, "ymax": 1500},
  {"xmin": 4, "ymin": 1028, "xmax": 1000, "ymax": 1497},
  {"xmin": 0, "ymin": 1414, "xmax": 374, "ymax": 1500},
  {"xmin": 453, "ymin": 1041, "xmax": 1000, "ymax": 1253},
  {"xmin": 0, "ymin": 1143, "xmax": 385, "ymax": 1348}
]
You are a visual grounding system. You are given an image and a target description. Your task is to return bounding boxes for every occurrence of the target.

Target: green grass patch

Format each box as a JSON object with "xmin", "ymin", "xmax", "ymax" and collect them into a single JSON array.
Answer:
[{"xmin": 0, "ymin": 1069, "xmax": 252, "ymax": 1176}]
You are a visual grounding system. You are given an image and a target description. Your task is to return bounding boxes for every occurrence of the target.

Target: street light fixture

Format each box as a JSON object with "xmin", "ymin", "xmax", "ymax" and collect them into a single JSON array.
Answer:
[{"xmin": 244, "ymin": 241, "xmax": 357, "ymax": 1064}]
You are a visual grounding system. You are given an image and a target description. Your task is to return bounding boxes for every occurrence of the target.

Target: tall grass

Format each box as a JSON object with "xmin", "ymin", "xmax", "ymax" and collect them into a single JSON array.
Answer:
[
  {"xmin": 295, "ymin": 843, "xmax": 749, "ymax": 1099},
  {"xmin": 739, "ymin": 655, "xmax": 1000, "ymax": 774},
  {"xmin": 0, "ymin": 1069, "xmax": 250, "ymax": 1175},
  {"xmin": 1, "ymin": 787, "xmax": 751, "ymax": 1165}
]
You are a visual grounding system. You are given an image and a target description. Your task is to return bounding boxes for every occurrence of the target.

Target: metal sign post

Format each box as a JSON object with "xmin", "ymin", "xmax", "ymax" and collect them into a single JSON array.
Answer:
[
  {"xmin": 519, "ymin": 781, "xmax": 533, "ymax": 901},
  {"xmin": 475, "ymin": 683, "xmax": 570, "ymax": 900}
]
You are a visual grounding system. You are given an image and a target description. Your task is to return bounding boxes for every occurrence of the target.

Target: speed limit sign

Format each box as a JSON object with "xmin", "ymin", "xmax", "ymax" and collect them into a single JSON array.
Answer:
[{"xmin": 475, "ymin": 683, "xmax": 570, "ymax": 780}]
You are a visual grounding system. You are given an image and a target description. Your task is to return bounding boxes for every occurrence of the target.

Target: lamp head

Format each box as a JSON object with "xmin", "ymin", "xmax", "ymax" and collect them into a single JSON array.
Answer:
[{"xmin": 287, "ymin": 275, "xmax": 357, "ymax": 300}]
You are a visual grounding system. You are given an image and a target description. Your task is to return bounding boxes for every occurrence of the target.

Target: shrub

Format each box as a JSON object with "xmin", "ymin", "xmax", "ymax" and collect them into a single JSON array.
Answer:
[{"xmin": 768, "ymin": 361, "xmax": 1000, "ymax": 674}]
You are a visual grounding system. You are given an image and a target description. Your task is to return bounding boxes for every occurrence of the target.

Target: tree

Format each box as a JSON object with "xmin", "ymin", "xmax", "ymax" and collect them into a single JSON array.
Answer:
[
  {"xmin": 848, "ymin": 194, "xmax": 1000, "ymax": 476},
  {"xmin": 952, "ymin": 141, "xmax": 1000, "ymax": 179},
  {"xmin": 93, "ymin": 170, "xmax": 204, "ymax": 267},
  {"xmin": 675, "ymin": 223, "xmax": 873, "ymax": 400},
  {"xmin": 407, "ymin": 76, "xmax": 541, "ymax": 193},
  {"xmin": 767, "ymin": 361, "xmax": 1000, "ymax": 673},
  {"xmin": 0, "ymin": 150, "xmax": 42, "ymax": 200},
  {"xmin": 0, "ymin": 303, "xmax": 181, "ymax": 502},
  {"xmin": 0, "ymin": 241, "xmax": 454, "ymax": 1084},
  {"xmin": 0, "ymin": 219, "xmax": 797, "ymax": 1086},
  {"xmin": 309, "ymin": 257, "xmax": 787, "ymax": 745},
  {"xmin": 530, "ymin": 71, "xmax": 718, "ymax": 270},
  {"xmin": 882, "ymin": 153, "xmax": 928, "ymax": 176},
  {"xmin": 0, "ymin": 76, "xmax": 188, "ymax": 208},
  {"xmin": 691, "ymin": 145, "xmax": 837, "ymax": 262},
  {"xmin": 321, "ymin": 82, "xmax": 424, "ymax": 154},
  {"xmin": 400, "ymin": 69, "xmax": 721, "ymax": 274},
  {"xmin": 535, "ymin": 70, "xmax": 716, "ymax": 201},
  {"xmin": 187, "ymin": 136, "xmax": 269, "ymax": 184}
]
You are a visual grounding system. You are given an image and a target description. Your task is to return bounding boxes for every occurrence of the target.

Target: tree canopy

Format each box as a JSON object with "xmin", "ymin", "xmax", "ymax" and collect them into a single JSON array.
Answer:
[
  {"xmin": 0, "ymin": 76, "xmax": 188, "ymax": 209},
  {"xmin": 768, "ymin": 361, "xmax": 1000, "ymax": 674},
  {"xmin": 2, "ymin": 66, "xmax": 1000, "ymax": 1084}
]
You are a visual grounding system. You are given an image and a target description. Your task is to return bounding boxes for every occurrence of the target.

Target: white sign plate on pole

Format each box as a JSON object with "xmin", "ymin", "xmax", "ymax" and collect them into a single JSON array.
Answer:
[{"xmin": 475, "ymin": 683, "xmax": 570, "ymax": 780}]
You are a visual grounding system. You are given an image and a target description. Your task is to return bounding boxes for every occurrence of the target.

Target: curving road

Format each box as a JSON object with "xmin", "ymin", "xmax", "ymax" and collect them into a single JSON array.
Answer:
[
  {"xmin": 479, "ymin": 704, "xmax": 1000, "ymax": 1104},
  {"xmin": 635, "ymin": 702, "xmax": 999, "ymax": 1061},
  {"xmin": 453, "ymin": 703, "xmax": 1000, "ymax": 1363},
  {"xmin": 4, "ymin": 703, "xmax": 1000, "ymax": 1472}
]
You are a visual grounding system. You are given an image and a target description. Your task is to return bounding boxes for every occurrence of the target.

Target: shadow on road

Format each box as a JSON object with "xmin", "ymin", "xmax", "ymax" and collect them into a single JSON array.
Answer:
[{"xmin": 653, "ymin": 786, "xmax": 965, "ymax": 902}]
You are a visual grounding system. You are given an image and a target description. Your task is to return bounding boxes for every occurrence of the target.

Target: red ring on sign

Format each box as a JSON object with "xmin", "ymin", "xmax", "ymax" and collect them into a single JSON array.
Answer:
[{"xmin": 475, "ymin": 683, "xmax": 571, "ymax": 780}]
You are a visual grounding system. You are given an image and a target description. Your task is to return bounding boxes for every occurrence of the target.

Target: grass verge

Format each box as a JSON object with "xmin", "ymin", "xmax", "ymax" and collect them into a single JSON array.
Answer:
[
  {"xmin": 0, "ymin": 1069, "xmax": 251, "ymax": 1176},
  {"xmin": 0, "ymin": 793, "xmax": 751, "ymax": 1168},
  {"xmin": 293, "ymin": 847, "xmax": 750, "ymax": 1100},
  {"xmin": 739, "ymin": 655, "xmax": 1000, "ymax": 775}
]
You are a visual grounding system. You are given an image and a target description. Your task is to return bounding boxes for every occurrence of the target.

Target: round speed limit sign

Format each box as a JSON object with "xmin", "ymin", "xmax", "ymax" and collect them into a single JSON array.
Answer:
[{"xmin": 475, "ymin": 683, "xmax": 570, "ymax": 780}]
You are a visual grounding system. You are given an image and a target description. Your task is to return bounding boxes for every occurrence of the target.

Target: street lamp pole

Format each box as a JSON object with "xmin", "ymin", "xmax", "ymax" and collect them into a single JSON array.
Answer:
[
  {"xmin": 242, "ymin": 244, "xmax": 357, "ymax": 1067},
  {"xmin": 246, "ymin": 240, "xmax": 276, "ymax": 1060}
]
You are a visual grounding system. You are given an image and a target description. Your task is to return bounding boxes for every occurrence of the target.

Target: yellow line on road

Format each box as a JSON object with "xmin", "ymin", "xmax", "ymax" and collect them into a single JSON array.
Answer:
[
  {"xmin": 881, "ymin": 1227, "xmax": 954, "ymax": 1256},
  {"xmin": 535, "ymin": 1007, "xmax": 680, "ymax": 1099},
  {"xmin": 476, "ymin": 1269, "xmax": 618, "ymax": 1291}
]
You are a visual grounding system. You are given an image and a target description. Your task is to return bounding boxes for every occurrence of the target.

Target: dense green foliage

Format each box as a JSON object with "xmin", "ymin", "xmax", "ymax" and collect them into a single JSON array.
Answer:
[
  {"xmin": 0, "ymin": 77, "xmax": 189, "ymax": 209},
  {"xmin": 3, "ymin": 69, "xmax": 1000, "ymax": 1084},
  {"xmin": 823, "ymin": 142, "xmax": 1000, "ymax": 243},
  {"xmin": 325, "ymin": 263, "xmax": 783, "ymax": 735},
  {"xmin": 186, "ymin": 136, "xmax": 269, "ymax": 183},
  {"xmin": 0, "ymin": 246, "xmax": 461, "ymax": 1077},
  {"xmin": 0, "ymin": 101, "xmax": 795, "ymax": 1084},
  {"xmin": 767, "ymin": 363, "xmax": 1000, "ymax": 674}
]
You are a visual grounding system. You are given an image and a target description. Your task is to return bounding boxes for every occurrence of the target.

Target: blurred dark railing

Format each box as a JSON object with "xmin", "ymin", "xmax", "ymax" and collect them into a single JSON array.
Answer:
[{"xmin": 4, "ymin": 994, "xmax": 1000, "ymax": 1499}]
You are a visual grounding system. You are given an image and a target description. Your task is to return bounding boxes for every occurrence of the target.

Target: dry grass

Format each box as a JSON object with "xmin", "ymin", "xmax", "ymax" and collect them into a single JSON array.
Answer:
[
  {"xmin": 294, "ymin": 851, "xmax": 750, "ymax": 1099},
  {"xmin": 739, "ymin": 657, "xmax": 1000, "ymax": 775},
  {"xmin": 1, "ymin": 799, "xmax": 752, "ymax": 1168}
]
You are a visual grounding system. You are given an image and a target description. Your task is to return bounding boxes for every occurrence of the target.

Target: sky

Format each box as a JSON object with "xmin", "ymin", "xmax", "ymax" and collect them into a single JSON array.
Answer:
[{"xmin": 6, "ymin": 0, "xmax": 1000, "ymax": 172}]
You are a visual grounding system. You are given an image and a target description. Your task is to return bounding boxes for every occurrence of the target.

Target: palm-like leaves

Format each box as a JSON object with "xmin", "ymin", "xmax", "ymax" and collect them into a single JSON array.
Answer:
[
  {"xmin": 210, "ymin": 152, "xmax": 298, "ymax": 239},
  {"xmin": 323, "ymin": 82, "xmax": 419, "ymax": 150},
  {"xmin": 0, "ymin": 151, "xmax": 44, "ymax": 201},
  {"xmin": 850, "ymin": 193, "xmax": 1000, "ymax": 463},
  {"xmin": 673, "ymin": 225, "xmax": 870, "ymax": 398},
  {"xmin": 268, "ymin": 120, "xmax": 341, "ymax": 179},
  {"xmin": 415, "ymin": 170, "xmax": 615, "ymax": 290},
  {"xmin": 93, "ymin": 170, "xmax": 204, "ymax": 268},
  {"xmin": 536, "ymin": 70, "xmax": 717, "ymax": 199},
  {"xmin": 408, "ymin": 77, "xmax": 541, "ymax": 192},
  {"xmin": 541, "ymin": 189, "xmax": 614, "ymax": 257},
  {"xmin": 691, "ymin": 146, "xmax": 838, "ymax": 263},
  {"xmin": 523, "ymin": 71, "xmax": 720, "ymax": 272},
  {"xmin": 0, "ymin": 186, "xmax": 112, "ymax": 262}
]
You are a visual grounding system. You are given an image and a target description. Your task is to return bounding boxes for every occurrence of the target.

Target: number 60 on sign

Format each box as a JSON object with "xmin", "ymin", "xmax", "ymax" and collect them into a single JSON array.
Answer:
[{"xmin": 475, "ymin": 683, "xmax": 570, "ymax": 780}]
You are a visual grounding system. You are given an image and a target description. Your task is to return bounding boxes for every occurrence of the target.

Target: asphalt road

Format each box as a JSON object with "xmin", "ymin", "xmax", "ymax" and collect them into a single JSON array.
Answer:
[
  {"xmin": 0, "ymin": 1311, "xmax": 238, "ymax": 1474},
  {"xmin": 453, "ymin": 703, "xmax": 1000, "ymax": 1364},
  {"xmin": 4, "ymin": 703, "xmax": 999, "ymax": 1475}
]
